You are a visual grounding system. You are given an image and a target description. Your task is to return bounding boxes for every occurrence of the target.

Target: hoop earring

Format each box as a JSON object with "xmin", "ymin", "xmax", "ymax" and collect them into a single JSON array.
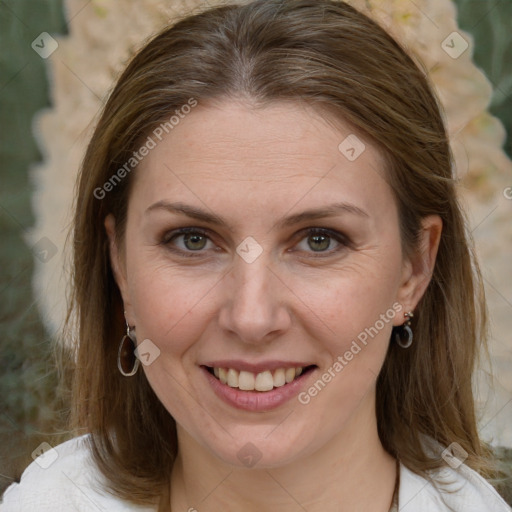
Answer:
[
  {"xmin": 117, "ymin": 322, "xmax": 140, "ymax": 376},
  {"xmin": 395, "ymin": 311, "xmax": 414, "ymax": 349}
]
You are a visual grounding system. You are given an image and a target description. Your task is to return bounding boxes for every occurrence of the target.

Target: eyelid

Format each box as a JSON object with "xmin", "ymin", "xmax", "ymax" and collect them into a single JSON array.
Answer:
[
  {"xmin": 292, "ymin": 227, "xmax": 352, "ymax": 256},
  {"xmin": 295, "ymin": 227, "xmax": 351, "ymax": 244},
  {"xmin": 161, "ymin": 226, "xmax": 210, "ymax": 243}
]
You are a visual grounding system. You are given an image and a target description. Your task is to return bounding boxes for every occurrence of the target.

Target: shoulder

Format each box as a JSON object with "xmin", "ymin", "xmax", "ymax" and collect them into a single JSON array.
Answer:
[
  {"xmin": 0, "ymin": 435, "xmax": 156, "ymax": 512},
  {"xmin": 399, "ymin": 460, "xmax": 511, "ymax": 512}
]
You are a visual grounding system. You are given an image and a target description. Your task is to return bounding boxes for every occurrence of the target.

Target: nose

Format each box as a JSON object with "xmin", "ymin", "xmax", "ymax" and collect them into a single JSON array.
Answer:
[{"xmin": 218, "ymin": 249, "xmax": 292, "ymax": 346}]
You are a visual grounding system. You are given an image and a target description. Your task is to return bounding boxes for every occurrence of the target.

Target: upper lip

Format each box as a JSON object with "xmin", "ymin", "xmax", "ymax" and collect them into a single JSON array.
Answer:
[{"xmin": 201, "ymin": 360, "xmax": 316, "ymax": 374}]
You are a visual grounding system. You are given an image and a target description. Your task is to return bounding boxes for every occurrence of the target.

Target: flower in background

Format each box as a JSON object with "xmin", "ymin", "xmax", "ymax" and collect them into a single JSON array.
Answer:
[{"xmin": 349, "ymin": 0, "xmax": 511, "ymax": 197}]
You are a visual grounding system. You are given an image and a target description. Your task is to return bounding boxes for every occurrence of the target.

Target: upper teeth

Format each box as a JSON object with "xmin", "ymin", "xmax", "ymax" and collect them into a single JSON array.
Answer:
[{"xmin": 213, "ymin": 367, "xmax": 304, "ymax": 391}]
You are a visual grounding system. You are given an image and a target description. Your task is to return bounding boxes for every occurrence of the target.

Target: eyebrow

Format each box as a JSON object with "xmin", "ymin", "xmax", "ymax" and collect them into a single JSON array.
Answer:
[{"xmin": 145, "ymin": 200, "xmax": 369, "ymax": 230}]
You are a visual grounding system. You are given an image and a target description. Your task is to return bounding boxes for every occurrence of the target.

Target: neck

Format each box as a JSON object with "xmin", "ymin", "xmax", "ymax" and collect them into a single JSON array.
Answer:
[{"xmin": 169, "ymin": 393, "xmax": 396, "ymax": 512}]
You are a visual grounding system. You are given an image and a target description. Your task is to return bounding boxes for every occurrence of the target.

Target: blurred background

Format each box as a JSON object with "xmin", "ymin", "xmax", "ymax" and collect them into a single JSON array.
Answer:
[{"xmin": 1, "ymin": 0, "xmax": 511, "ymax": 503}]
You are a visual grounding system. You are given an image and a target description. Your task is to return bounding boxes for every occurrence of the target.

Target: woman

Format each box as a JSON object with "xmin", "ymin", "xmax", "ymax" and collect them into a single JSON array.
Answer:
[{"xmin": 1, "ymin": 0, "xmax": 510, "ymax": 510}]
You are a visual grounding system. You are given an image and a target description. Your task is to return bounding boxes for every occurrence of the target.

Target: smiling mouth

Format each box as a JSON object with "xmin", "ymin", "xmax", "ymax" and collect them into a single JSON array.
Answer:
[{"xmin": 204, "ymin": 365, "xmax": 317, "ymax": 392}]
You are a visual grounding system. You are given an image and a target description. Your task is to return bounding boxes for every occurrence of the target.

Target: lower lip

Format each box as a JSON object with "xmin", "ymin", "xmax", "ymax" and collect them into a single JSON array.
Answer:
[{"xmin": 201, "ymin": 366, "xmax": 316, "ymax": 412}]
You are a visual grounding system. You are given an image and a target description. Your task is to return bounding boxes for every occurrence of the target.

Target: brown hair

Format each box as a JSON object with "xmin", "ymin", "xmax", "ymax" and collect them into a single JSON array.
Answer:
[{"xmin": 65, "ymin": 0, "xmax": 495, "ymax": 505}]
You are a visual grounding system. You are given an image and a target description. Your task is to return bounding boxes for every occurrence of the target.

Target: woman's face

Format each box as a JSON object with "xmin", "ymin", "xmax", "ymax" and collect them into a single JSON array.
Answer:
[{"xmin": 107, "ymin": 99, "xmax": 433, "ymax": 468}]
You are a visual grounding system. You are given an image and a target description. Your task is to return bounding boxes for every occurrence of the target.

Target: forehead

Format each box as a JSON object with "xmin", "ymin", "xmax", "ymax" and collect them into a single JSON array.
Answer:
[{"xmin": 131, "ymin": 99, "xmax": 394, "ymax": 222}]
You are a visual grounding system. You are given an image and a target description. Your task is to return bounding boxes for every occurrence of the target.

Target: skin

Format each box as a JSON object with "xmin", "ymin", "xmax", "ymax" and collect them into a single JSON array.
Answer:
[{"xmin": 105, "ymin": 98, "xmax": 442, "ymax": 511}]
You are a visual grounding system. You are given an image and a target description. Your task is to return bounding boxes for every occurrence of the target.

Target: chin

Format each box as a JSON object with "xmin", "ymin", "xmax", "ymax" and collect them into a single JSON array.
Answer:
[{"xmin": 203, "ymin": 429, "xmax": 311, "ymax": 470}]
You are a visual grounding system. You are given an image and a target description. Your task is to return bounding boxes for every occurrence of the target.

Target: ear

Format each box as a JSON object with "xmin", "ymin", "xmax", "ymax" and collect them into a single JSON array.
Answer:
[
  {"xmin": 395, "ymin": 215, "xmax": 442, "ymax": 324},
  {"xmin": 104, "ymin": 214, "xmax": 134, "ymax": 323}
]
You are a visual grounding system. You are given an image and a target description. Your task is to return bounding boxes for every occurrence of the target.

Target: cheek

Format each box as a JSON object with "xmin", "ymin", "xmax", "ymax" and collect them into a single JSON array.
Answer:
[
  {"xmin": 125, "ymin": 263, "xmax": 217, "ymax": 417},
  {"xmin": 314, "ymin": 255, "xmax": 402, "ymax": 337},
  {"xmin": 317, "ymin": 286, "xmax": 397, "ymax": 377},
  {"xmin": 302, "ymin": 277, "xmax": 402, "ymax": 420},
  {"xmin": 309, "ymin": 261, "xmax": 403, "ymax": 392},
  {"xmin": 126, "ymin": 258, "xmax": 221, "ymax": 355}
]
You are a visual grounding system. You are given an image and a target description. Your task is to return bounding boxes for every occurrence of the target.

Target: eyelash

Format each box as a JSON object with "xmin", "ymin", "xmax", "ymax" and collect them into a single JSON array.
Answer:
[{"xmin": 160, "ymin": 226, "xmax": 351, "ymax": 259}]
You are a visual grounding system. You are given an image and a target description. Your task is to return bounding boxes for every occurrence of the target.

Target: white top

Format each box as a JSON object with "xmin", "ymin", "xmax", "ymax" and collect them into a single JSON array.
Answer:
[{"xmin": 1, "ymin": 435, "xmax": 510, "ymax": 511}]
